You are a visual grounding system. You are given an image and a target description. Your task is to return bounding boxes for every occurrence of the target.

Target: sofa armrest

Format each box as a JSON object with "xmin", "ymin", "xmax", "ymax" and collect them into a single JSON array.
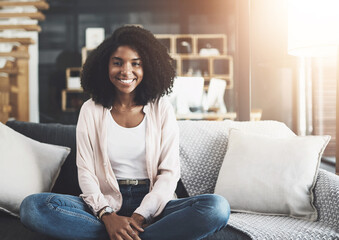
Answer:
[{"xmin": 314, "ymin": 169, "xmax": 339, "ymax": 230}]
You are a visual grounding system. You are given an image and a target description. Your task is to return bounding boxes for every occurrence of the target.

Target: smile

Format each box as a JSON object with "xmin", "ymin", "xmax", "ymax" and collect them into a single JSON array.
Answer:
[{"xmin": 117, "ymin": 78, "xmax": 136, "ymax": 84}]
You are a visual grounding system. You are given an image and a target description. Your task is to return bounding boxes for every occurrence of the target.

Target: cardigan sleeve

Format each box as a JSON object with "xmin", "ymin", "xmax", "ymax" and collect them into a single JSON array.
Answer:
[
  {"xmin": 134, "ymin": 98, "xmax": 180, "ymax": 221},
  {"xmin": 76, "ymin": 101, "xmax": 110, "ymax": 216}
]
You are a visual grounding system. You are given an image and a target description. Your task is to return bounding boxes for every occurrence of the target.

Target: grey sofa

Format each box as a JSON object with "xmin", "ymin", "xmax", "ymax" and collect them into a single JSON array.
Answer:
[{"xmin": 1, "ymin": 120, "xmax": 338, "ymax": 240}]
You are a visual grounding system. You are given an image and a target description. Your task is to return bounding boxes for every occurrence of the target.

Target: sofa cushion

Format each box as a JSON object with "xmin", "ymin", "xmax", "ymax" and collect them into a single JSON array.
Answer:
[
  {"xmin": 215, "ymin": 129, "xmax": 330, "ymax": 221},
  {"xmin": 177, "ymin": 120, "xmax": 296, "ymax": 196},
  {"xmin": 0, "ymin": 123, "xmax": 70, "ymax": 217},
  {"xmin": 227, "ymin": 211, "xmax": 338, "ymax": 239},
  {"xmin": 6, "ymin": 121, "xmax": 81, "ymax": 196}
]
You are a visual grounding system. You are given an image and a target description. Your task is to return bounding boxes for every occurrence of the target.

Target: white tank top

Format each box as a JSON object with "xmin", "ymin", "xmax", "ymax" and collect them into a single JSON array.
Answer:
[{"xmin": 107, "ymin": 113, "xmax": 148, "ymax": 179}]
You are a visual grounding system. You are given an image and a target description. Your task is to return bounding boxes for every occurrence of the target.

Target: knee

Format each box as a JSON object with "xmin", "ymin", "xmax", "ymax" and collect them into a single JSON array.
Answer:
[
  {"xmin": 204, "ymin": 194, "xmax": 230, "ymax": 227},
  {"xmin": 20, "ymin": 194, "xmax": 38, "ymax": 225},
  {"xmin": 20, "ymin": 193, "xmax": 50, "ymax": 226}
]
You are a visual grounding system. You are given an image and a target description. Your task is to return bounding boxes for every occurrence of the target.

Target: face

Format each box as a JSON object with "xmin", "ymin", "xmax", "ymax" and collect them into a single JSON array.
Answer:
[{"xmin": 108, "ymin": 45, "xmax": 143, "ymax": 96}]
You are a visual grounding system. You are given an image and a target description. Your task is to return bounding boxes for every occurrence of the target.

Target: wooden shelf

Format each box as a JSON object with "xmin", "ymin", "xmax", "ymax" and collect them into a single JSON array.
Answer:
[
  {"xmin": 0, "ymin": 51, "xmax": 29, "ymax": 59},
  {"xmin": 0, "ymin": 37, "xmax": 35, "ymax": 45},
  {"xmin": 0, "ymin": 61, "xmax": 18, "ymax": 75},
  {"xmin": 0, "ymin": 1, "xmax": 49, "ymax": 10},
  {"xmin": 0, "ymin": 12, "xmax": 46, "ymax": 21},
  {"xmin": 0, "ymin": 24, "xmax": 41, "ymax": 32},
  {"xmin": 156, "ymin": 34, "xmax": 233, "ymax": 89}
]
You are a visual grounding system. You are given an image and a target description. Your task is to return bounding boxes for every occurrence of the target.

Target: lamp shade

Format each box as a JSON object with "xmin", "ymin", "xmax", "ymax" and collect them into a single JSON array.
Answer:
[{"xmin": 288, "ymin": 0, "xmax": 339, "ymax": 57}]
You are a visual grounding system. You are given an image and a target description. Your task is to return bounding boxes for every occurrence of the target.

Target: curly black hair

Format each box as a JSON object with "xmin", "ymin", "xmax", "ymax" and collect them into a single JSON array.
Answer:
[{"xmin": 81, "ymin": 25, "xmax": 176, "ymax": 108}]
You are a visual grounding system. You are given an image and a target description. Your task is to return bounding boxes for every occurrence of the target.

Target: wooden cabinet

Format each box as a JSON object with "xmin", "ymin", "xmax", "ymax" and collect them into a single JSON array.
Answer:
[
  {"xmin": 61, "ymin": 67, "xmax": 89, "ymax": 111},
  {"xmin": 155, "ymin": 34, "xmax": 233, "ymax": 89}
]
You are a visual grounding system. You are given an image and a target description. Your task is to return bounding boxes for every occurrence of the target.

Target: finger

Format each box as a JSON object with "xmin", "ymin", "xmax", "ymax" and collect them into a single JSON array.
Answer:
[
  {"xmin": 127, "ymin": 226, "xmax": 142, "ymax": 240},
  {"xmin": 129, "ymin": 220, "xmax": 144, "ymax": 232},
  {"xmin": 129, "ymin": 229, "xmax": 142, "ymax": 240},
  {"xmin": 121, "ymin": 230, "xmax": 134, "ymax": 240},
  {"xmin": 114, "ymin": 234, "xmax": 124, "ymax": 240}
]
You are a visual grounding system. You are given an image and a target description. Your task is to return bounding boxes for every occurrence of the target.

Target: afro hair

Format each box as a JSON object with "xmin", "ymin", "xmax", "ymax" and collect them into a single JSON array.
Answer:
[{"xmin": 81, "ymin": 25, "xmax": 176, "ymax": 108}]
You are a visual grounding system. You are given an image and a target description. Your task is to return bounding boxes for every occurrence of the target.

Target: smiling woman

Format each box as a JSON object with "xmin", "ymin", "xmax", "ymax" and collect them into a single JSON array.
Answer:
[{"xmin": 19, "ymin": 25, "xmax": 231, "ymax": 240}]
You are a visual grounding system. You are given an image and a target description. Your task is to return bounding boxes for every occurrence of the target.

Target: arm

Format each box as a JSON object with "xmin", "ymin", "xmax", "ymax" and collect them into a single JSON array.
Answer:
[
  {"xmin": 76, "ymin": 103, "xmax": 110, "ymax": 214},
  {"xmin": 134, "ymin": 98, "xmax": 181, "ymax": 222}
]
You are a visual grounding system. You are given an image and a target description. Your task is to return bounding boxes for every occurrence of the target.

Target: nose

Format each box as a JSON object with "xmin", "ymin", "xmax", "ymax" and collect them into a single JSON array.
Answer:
[{"xmin": 121, "ymin": 62, "xmax": 133, "ymax": 75}]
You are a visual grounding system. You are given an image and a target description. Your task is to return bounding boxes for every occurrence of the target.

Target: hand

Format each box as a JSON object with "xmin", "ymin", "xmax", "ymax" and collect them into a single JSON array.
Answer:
[
  {"xmin": 131, "ymin": 213, "xmax": 148, "ymax": 229},
  {"xmin": 102, "ymin": 212, "xmax": 144, "ymax": 240}
]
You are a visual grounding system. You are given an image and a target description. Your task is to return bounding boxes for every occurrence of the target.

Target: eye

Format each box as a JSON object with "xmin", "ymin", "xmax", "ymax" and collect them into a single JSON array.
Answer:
[
  {"xmin": 132, "ymin": 62, "xmax": 141, "ymax": 67},
  {"xmin": 113, "ymin": 61, "xmax": 122, "ymax": 66}
]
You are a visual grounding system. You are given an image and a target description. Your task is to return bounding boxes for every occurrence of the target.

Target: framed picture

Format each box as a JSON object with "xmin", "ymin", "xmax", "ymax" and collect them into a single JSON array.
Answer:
[{"xmin": 85, "ymin": 28, "xmax": 105, "ymax": 49}]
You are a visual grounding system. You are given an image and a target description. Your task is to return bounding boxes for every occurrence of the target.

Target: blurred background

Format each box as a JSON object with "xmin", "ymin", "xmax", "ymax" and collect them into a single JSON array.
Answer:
[{"xmin": 0, "ymin": 0, "xmax": 337, "ymax": 172}]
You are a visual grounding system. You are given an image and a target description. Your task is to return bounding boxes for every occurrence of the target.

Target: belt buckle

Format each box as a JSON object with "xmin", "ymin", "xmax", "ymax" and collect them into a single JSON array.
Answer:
[{"xmin": 133, "ymin": 179, "xmax": 138, "ymax": 185}]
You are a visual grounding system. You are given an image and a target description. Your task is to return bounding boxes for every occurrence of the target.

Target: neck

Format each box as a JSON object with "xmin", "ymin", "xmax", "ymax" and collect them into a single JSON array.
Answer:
[{"xmin": 114, "ymin": 93, "xmax": 136, "ymax": 108}]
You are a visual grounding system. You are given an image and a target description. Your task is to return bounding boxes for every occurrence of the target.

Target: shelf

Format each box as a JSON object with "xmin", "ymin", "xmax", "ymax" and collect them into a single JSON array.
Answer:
[
  {"xmin": 0, "ymin": 1, "xmax": 49, "ymax": 10},
  {"xmin": 66, "ymin": 67, "xmax": 82, "ymax": 90},
  {"xmin": 0, "ymin": 37, "xmax": 35, "ymax": 45},
  {"xmin": 0, "ymin": 12, "xmax": 45, "ymax": 21},
  {"xmin": 61, "ymin": 89, "xmax": 89, "ymax": 112},
  {"xmin": 0, "ymin": 24, "xmax": 41, "ymax": 32},
  {"xmin": 176, "ymin": 112, "xmax": 237, "ymax": 121},
  {"xmin": 155, "ymin": 34, "xmax": 233, "ymax": 90},
  {"xmin": 0, "ymin": 51, "xmax": 30, "ymax": 59}
]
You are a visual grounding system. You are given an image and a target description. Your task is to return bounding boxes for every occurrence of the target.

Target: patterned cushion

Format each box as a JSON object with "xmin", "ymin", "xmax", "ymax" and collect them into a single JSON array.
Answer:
[
  {"xmin": 177, "ymin": 120, "xmax": 295, "ymax": 196},
  {"xmin": 228, "ymin": 212, "xmax": 338, "ymax": 239},
  {"xmin": 178, "ymin": 121, "xmax": 228, "ymax": 196},
  {"xmin": 314, "ymin": 169, "xmax": 339, "ymax": 230}
]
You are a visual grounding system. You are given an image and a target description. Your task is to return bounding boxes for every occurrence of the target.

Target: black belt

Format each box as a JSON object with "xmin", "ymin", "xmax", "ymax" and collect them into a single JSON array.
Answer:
[{"xmin": 118, "ymin": 179, "xmax": 150, "ymax": 185}]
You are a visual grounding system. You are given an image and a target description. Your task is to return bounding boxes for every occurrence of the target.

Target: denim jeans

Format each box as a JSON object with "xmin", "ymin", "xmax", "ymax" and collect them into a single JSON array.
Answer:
[{"xmin": 20, "ymin": 184, "xmax": 230, "ymax": 240}]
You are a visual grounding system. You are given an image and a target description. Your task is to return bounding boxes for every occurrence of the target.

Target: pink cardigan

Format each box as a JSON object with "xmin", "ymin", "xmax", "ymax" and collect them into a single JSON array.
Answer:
[{"xmin": 76, "ymin": 97, "xmax": 180, "ymax": 221}]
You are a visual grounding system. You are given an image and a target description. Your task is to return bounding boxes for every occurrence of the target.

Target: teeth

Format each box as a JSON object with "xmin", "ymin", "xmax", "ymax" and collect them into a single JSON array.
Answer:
[{"xmin": 120, "ymin": 79, "xmax": 134, "ymax": 84}]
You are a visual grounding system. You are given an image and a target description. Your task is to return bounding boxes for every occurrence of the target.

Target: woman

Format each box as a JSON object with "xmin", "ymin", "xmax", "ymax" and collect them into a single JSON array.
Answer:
[{"xmin": 20, "ymin": 25, "xmax": 230, "ymax": 240}]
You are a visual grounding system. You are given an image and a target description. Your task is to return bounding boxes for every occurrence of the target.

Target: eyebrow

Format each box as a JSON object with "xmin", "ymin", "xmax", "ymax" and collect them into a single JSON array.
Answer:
[{"xmin": 112, "ymin": 57, "xmax": 141, "ymax": 61}]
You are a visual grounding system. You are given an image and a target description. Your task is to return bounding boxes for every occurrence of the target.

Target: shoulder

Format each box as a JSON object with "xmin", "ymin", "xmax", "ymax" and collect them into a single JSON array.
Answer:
[
  {"xmin": 78, "ymin": 98, "xmax": 107, "ymax": 126},
  {"xmin": 149, "ymin": 96, "xmax": 172, "ymax": 111},
  {"xmin": 80, "ymin": 99, "xmax": 105, "ymax": 114}
]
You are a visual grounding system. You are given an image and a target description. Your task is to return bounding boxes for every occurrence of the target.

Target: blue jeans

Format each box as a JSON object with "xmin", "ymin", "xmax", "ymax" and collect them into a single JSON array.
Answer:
[{"xmin": 20, "ymin": 184, "xmax": 230, "ymax": 240}]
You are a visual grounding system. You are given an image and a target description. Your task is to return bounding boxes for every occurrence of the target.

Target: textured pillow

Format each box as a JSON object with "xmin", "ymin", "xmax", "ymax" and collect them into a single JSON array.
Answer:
[
  {"xmin": 0, "ymin": 123, "xmax": 70, "ymax": 217},
  {"xmin": 215, "ymin": 129, "xmax": 330, "ymax": 221},
  {"xmin": 178, "ymin": 120, "xmax": 296, "ymax": 196}
]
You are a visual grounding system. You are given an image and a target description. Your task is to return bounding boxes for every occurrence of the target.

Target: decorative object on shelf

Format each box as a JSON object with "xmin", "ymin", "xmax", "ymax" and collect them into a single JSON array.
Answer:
[
  {"xmin": 199, "ymin": 43, "xmax": 220, "ymax": 56},
  {"xmin": 85, "ymin": 28, "xmax": 105, "ymax": 49},
  {"xmin": 179, "ymin": 40, "xmax": 191, "ymax": 54}
]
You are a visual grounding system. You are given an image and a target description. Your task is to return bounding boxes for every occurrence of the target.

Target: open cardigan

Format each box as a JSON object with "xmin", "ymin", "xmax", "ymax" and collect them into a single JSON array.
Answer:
[{"xmin": 76, "ymin": 97, "xmax": 180, "ymax": 221}]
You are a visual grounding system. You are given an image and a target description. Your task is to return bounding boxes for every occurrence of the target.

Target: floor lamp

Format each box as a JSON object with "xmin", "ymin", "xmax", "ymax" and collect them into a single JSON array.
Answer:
[{"xmin": 288, "ymin": 0, "xmax": 339, "ymax": 174}]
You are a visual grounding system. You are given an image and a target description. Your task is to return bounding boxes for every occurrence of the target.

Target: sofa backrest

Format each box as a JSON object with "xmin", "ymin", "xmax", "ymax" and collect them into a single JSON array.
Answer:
[{"xmin": 6, "ymin": 119, "xmax": 295, "ymax": 198}]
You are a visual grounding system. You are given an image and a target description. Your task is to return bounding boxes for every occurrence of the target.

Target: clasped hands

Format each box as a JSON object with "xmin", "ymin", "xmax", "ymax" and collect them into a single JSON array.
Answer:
[{"xmin": 102, "ymin": 212, "xmax": 147, "ymax": 240}]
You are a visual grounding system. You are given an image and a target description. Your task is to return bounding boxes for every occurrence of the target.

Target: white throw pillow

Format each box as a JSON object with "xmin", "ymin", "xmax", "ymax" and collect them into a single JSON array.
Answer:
[
  {"xmin": 0, "ymin": 123, "xmax": 70, "ymax": 217},
  {"xmin": 215, "ymin": 129, "xmax": 330, "ymax": 221}
]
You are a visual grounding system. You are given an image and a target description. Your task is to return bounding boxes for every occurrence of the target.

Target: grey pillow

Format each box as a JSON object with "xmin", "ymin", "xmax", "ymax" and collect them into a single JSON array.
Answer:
[{"xmin": 0, "ymin": 123, "xmax": 70, "ymax": 217}]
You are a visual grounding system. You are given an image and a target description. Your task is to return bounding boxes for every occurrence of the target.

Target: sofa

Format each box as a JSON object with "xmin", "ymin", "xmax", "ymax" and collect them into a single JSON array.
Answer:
[{"xmin": 0, "ymin": 120, "xmax": 338, "ymax": 240}]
